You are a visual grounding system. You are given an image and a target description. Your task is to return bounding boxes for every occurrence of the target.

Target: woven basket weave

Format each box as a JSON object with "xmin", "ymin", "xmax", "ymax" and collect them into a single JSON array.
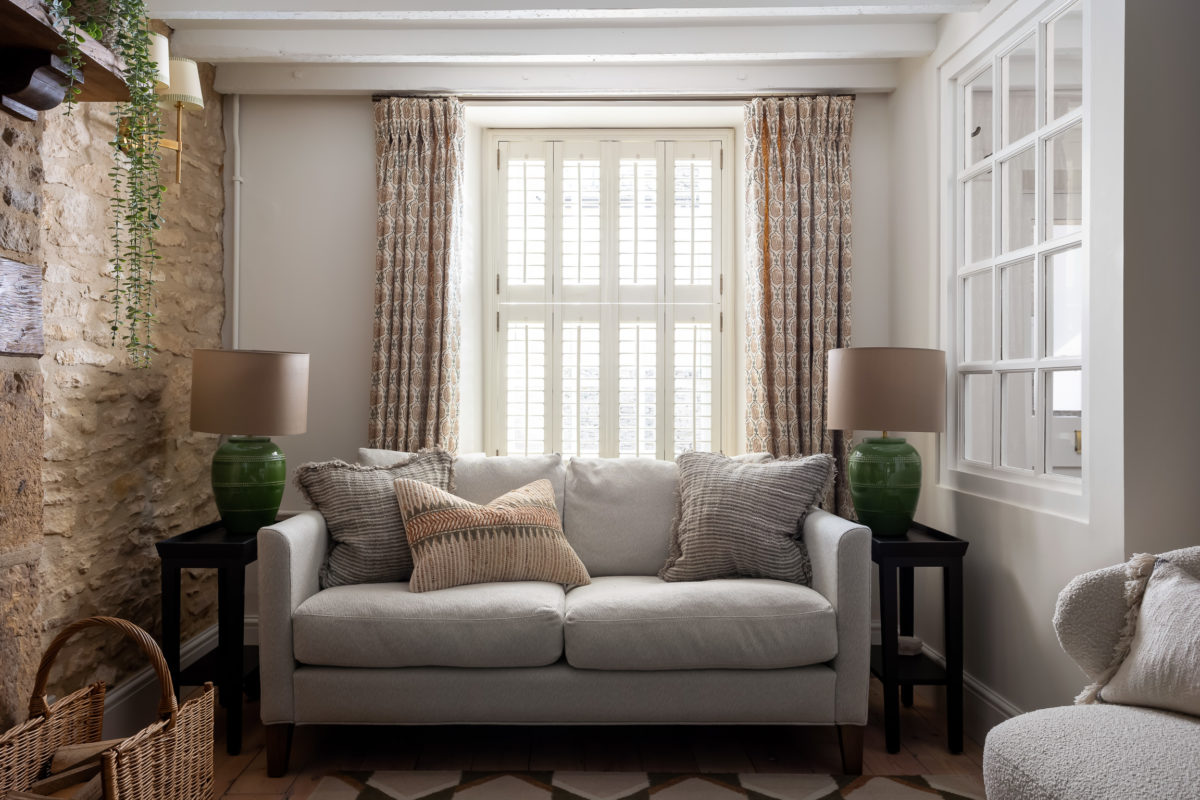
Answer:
[{"xmin": 0, "ymin": 616, "xmax": 214, "ymax": 800}]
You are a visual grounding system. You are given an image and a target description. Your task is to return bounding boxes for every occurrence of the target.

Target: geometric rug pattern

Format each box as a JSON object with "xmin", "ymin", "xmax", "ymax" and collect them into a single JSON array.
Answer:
[{"xmin": 308, "ymin": 771, "xmax": 985, "ymax": 800}]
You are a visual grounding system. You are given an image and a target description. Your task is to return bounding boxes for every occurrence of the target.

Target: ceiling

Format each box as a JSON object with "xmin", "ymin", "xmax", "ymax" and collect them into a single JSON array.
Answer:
[{"xmin": 147, "ymin": 0, "xmax": 988, "ymax": 96}]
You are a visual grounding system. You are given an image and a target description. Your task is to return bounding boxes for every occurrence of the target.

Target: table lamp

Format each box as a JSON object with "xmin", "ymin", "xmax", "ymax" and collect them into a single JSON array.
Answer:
[
  {"xmin": 826, "ymin": 347, "xmax": 946, "ymax": 538},
  {"xmin": 190, "ymin": 349, "xmax": 310, "ymax": 534}
]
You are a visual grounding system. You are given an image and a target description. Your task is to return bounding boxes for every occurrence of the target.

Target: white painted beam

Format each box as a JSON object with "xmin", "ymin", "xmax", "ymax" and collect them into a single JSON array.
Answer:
[
  {"xmin": 212, "ymin": 61, "xmax": 898, "ymax": 95},
  {"xmin": 172, "ymin": 22, "xmax": 936, "ymax": 64},
  {"xmin": 150, "ymin": 0, "xmax": 987, "ymax": 22}
]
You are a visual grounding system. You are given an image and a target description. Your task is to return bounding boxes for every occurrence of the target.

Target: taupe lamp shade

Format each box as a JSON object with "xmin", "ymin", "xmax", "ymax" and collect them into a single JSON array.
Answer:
[
  {"xmin": 826, "ymin": 347, "xmax": 947, "ymax": 433},
  {"xmin": 159, "ymin": 57, "xmax": 204, "ymax": 111},
  {"xmin": 190, "ymin": 349, "xmax": 309, "ymax": 436}
]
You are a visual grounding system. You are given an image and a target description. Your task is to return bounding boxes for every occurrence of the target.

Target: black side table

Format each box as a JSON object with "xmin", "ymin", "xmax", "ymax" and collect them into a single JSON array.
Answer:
[
  {"xmin": 870, "ymin": 523, "xmax": 968, "ymax": 755},
  {"xmin": 156, "ymin": 521, "xmax": 260, "ymax": 755}
]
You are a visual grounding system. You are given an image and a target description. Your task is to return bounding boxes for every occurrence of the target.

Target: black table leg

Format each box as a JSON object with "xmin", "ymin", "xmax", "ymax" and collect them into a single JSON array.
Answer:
[
  {"xmin": 160, "ymin": 559, "xmax": 182, "ymax": 700},
  {"xmin": 944, "ymin": 561, "xmax": 964, "ymax": 754},
  {"xmin": 880, "ymin": 559, "xmax": 901, "ymax": 754},
  {"xmin": 899, "ymin": 565, "xmax": 915, "ymax": 708},
  {"xmin": 217, "ymin": 564, "xmax": 246, "ymax": 756}
]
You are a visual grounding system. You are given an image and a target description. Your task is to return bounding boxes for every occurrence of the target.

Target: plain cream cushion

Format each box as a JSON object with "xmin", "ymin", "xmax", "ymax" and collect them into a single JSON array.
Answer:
[
  {"xmin": 563, "ymin": 575, "xmax": 837, "ymax": 670},
  {"xmin": 293, "ymin": 581, "xmax": 565, "ymax": 668},
  {"xmin": 1100, "ymin": 560, "xmax": 1200, "ymax": 716},
  {"xmin": 563, "ymin": 457, "xmax": 679, "ymax": 576}
]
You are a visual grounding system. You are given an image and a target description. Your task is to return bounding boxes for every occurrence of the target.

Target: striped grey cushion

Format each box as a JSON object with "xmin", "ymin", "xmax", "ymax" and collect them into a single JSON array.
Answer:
[
  {"xmin": 295, "ymin": 451, "xmax": 454, "ymax": 588},
  {"xmin": 658, "ymin": 451, "xmax": 835, "ymax": 585}
]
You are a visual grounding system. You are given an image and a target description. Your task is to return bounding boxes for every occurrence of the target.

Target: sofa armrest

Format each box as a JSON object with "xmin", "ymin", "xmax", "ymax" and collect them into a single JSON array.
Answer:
[
  {"xmin": 258, "ymin": 510, "xmax": 327, "ymax": 724},
  {"xmin": 804, "ymin": 508, "xmax": 872, "ymax": 724}
]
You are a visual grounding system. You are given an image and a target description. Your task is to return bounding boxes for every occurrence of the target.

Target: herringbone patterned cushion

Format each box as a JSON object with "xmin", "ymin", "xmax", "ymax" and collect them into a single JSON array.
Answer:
[
  {"xmin": 296, "ymin": 450, "xmax": 454, "ymax": 588},
  {"xmin": 659, "ymin": 451, "xmax": 835, "ymax": 585},
  {"xmin": 395, "ymin": 478, "xmax": 590, "ymax": 593}
]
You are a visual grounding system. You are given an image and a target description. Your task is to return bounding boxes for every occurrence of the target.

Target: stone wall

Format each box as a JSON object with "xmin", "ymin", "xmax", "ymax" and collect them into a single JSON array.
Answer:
[
  {"xmin": 0, "ymin": 113, "xmax": 46, "ymax": 727},
  {"xmin": 0, "ymin": 63, "xmax": 225, "ymax": 726}
]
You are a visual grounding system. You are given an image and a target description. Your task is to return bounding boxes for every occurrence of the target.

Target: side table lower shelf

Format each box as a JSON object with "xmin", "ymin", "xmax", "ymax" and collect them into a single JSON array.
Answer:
[{"xmin": 869, "ymin": 645, "xmax": 947, "ymax": 685}]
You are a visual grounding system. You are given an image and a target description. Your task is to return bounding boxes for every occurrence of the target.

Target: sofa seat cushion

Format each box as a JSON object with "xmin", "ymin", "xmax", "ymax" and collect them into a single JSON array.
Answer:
[
  {"xmin": 563, "ymin": 575, "xmax": 837, "ymax": 670},
  {"xmin": 293, "ymin": 581, "xmax": 566, "ymax": 668},
  {"xmin": 983, "ymin": 704, "xmax": 1200, "ymax": 800}
]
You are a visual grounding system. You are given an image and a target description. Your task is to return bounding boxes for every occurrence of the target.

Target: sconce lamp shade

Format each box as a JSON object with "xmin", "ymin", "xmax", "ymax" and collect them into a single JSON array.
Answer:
[
  {"xmin": 159, "ymin": 57, "xmax": 204, "ymax": 111},
  {"xmin": 190, "ymin": 349, "xmax": 309, "ymax": 436},
  {"xmin": 148, "ymin": 32, "xmax": 171, "ymax": 90},
  {"xmin": 826, "ymin": 347, "xmax": 947, "ymax": 433}
]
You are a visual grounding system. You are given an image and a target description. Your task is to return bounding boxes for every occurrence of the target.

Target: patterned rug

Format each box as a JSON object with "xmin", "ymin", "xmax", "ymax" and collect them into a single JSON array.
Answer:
[{"xmin": 307, "ymin": 771, "xmax": 985, "ymax": 799}]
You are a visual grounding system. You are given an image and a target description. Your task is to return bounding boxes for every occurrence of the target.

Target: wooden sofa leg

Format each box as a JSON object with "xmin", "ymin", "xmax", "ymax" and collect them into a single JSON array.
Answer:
[
  {"xmin": 265, "ymin": 723, "xmax": 293, "ymax": 777},
  {"xmin": 838, "ymin": 724, "xmax": 864, "ymax": 774}
]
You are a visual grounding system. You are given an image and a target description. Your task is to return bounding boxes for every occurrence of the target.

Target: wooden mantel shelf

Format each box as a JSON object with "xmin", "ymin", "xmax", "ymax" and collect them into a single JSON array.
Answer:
[{"xmin": 0, "ymin": 0, "xmax": 129, "ymax": 120}]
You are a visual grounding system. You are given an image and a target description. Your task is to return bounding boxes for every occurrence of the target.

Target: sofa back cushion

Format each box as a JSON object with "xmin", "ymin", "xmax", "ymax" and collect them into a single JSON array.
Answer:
[
  {"xmin": 564, "ymin": 457, "xmax": 679, "ymax": 576},
  {"xmin": 358, "ymin": 449, "xmax": 566, "ymax": 519}
]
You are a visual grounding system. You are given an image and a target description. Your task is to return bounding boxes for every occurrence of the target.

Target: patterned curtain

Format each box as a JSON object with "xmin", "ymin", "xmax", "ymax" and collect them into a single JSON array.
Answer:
[
  {"xmin": 744, "ymin": 96, "xmax": 855, "ymax": 518},
  {"xmin": 369, "ymin": 97, "xmax": 464, "ymax": 452}
]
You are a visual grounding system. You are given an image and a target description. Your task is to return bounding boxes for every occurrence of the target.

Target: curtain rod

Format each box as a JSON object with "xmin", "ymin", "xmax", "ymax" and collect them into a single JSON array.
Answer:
[{"xmin": 370, "ymin": 92, "xmax": 858, "ymax": 102}]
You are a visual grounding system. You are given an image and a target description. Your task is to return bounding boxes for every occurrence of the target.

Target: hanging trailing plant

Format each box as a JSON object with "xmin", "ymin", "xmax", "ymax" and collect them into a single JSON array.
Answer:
[{"xmin": 45, "ymin": 0, "xmax": 165, "ymax": 368}]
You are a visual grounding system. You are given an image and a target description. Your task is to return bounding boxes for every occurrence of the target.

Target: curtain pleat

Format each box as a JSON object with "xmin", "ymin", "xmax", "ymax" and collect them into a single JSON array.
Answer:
[
  {"xmin": 745, "ymin": 96, "xmax": 855, "ymax": 518},
  {"xmin": 369, "ymin": 96, "xmax": 464, "ymax": 452}
]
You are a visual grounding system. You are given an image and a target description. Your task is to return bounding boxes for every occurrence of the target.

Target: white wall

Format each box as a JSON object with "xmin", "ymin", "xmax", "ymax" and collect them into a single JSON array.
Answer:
[
  {"xmin": 227, "ymin": 95, "xmax": 377, "ymax": 510},
  {"xmin": 886, "ymin": 0, "xmax": 1128, "ymax": 730},
  {"xmin": 227, "ymin": 94, "xmax": 895, "ymax": 490}
]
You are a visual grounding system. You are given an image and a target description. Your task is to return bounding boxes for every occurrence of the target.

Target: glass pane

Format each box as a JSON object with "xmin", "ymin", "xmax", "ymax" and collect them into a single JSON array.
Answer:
[
  {"xmin": 1001, "ymin": 259, "xmax": 1035, "ymax": 360},
  {"xmin": 1000, "ymin": 371, "xmax": 1037, "ymax": 470},
  {"xmin": 964, "ymin": 170, "xmax": 993, "ymax": 264},
  {"xmin": 618, "ymin": 322, "xmax": 657, "ymax": 458},
  {"xmin": 1046, "ymin": 124, "xmax": 1083, "ymax": 240},
  {"xmin": 619, "ymin": 158, "xmax": 657, "ymax": 286},
  {"xmin": 1047, "ymin": 247, "xmax": 1084, "ymax": 357},
  {"xmin": 674, "ymin": 159, "xmax": 714, "ymax": 286},
  {"xmin": 506, "ymin": 322, "xmax": 545, "ymax": 455},
  {"xmin": 962, "ymin": 373, "xmax": 993, "ymax": 464},
  {"xmin": 561, "ymin": 321, "xmax": 601, "ymax": 458},
  {"xmin": 562, "ymin": 159, "xmax": 601, "ymax": 286},
  {"xmin": 1002, "ymin": 148, "xmax": 1037, "ymax": 252},
  {"xmin": 1046, "ymin": 369, "xmax": 1083, "ymax": 477},
  {"xmin": 673, "ymin": 322, "xmax": 713, "ymax": 456},
  {"xmin": 506, "ymin": 159, "xmax": 546, "ymax": 285},
  {"xmin": 1003, "ymin": 34, "xmax": 1037, "ymax": 145},
  {"xmin": 1048, "ymin": 2, "xmax": 1083, "ymax": 120},
  {"xmin": 964, "ymin": 67, "xmax": 994, "ymax": 166},
  {"xmin": 963, "ymin": 272, "xmax": 993, "ymax": 362}
]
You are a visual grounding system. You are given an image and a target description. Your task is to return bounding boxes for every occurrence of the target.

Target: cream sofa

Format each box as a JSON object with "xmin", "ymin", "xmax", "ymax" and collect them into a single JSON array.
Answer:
[
  {"xmin": 257, "ymin": 453, "xmax": 871, "ymax": 776},
  {"xmin": 983, "ymin": 546, "xmax": 1200, "ymax": 799}
]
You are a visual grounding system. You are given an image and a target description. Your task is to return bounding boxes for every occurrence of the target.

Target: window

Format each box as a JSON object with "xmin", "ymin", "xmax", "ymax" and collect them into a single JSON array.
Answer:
[
  {"xmin": 486, "ymin": 131, "xmax": 730, "ymax": 458},
  {"xmin": 950, "ymin": 1, "xmax": 1085, "ymax": 485}
]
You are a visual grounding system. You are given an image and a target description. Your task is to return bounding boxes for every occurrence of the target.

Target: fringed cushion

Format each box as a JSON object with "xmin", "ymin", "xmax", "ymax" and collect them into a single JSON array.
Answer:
[
  {"xmin": 395, "ymin": 478, "xmax": 590, "ymax": 593},
  {"xmin": 1076, "ymin": 553, "xmax": 1200, "ymax": 717}
]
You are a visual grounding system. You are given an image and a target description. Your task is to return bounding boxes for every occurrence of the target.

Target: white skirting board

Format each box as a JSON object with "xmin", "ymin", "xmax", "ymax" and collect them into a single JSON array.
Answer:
[
  {"xmin": 101, "ymin": 617, "xmax": 259, "ymax": 738},
  {"xmin": 870, "ymin": 622, "xmax": 1022, "ymax": 746}
]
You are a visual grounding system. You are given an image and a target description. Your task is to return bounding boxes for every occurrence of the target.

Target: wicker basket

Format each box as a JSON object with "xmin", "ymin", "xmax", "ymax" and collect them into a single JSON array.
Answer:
[{"xmin": 0, "ymin": 616, "xmax": 215, "ymax": 800}]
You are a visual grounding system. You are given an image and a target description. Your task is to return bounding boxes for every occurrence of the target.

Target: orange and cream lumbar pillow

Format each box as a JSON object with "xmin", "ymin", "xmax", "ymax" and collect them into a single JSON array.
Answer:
[{"xmin": 394, "ymin": 478, "xmax": 591, "ymax": 592}]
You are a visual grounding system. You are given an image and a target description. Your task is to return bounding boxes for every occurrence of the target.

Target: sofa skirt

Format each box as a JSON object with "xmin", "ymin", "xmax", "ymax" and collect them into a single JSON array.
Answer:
[{"xmin": 291, "ymin": 661, "xmax": 838, "ymax": 725}]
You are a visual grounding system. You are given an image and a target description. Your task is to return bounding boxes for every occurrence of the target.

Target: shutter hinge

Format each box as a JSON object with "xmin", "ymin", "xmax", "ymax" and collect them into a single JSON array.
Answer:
[
  {"xmin": 497, "ymin": 147, "xmax": 501, "ymax": 170},
  {"xmin": 496, "ymin": 311, "xmax": 500, "ymax": 332},
  {"xmin": 719, "ymin": 148, "xmax": 724, "ymax": 170},
  {"xmin": 496, "ymin": 274, "xmax": 500, "ymax": 294},
  {"xmin": 720, "ymin": 274, "xmax": 724, "ymax": 294},
  {"xmin": 720, "ymin": 311, "xmax": 724, "ymax": 332}
]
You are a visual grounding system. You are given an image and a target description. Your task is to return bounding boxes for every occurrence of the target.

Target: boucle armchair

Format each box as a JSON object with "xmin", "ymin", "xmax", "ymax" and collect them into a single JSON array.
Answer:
[{"xmin": 983, "ymin": 546, "xmax": 1200, "ymax": 800}]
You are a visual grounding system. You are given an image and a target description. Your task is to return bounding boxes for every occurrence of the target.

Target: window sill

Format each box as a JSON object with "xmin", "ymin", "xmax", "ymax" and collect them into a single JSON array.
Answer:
[{"xmin": 939, "ymin": 463, "xmax": 1087, "ymax": 522}]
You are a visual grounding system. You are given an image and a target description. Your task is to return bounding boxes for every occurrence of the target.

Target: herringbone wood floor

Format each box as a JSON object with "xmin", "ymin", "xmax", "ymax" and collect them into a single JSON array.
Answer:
[{"xmin": 208, "ymin": 679, "xmax": 985, "ymax": 799}]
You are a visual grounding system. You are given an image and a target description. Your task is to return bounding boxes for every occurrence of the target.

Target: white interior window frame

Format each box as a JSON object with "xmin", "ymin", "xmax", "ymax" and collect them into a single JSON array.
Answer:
[
  {"xmin": 483, "ymin": 127, "xmax": 736, "ymax": 460},
  {"xmin": 937, "ymin": 0, "xmax": 1090, "ymax": 520}
]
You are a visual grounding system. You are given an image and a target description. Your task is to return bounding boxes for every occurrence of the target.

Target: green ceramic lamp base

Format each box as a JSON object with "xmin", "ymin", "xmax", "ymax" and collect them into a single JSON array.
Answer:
[
  {"xmin": 847, "ymin": 436, "xmax": 922, "ymax": 538},
  {"xmin": 211, "ymin": 436, "xmax": 286, "ymax": 535}
]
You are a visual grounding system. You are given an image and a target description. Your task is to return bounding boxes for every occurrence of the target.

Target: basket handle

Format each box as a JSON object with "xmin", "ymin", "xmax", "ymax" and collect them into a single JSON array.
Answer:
[{"xmin": 28, "ymin": 616, "xmax": 179, "ymax": 727}]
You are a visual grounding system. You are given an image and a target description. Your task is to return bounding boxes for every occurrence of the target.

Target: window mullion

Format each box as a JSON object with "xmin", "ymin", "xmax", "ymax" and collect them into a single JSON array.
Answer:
[
  {"xmin": 548, "ymin": 140, "xmax": 562, "ymax": 456},
  {"xmin": 659, "ymin": 140, "xmax": 673, "ymax": 460},
  {"xmin": 599, "ymin": 140, "xmax": 619, "ymax": 458}
]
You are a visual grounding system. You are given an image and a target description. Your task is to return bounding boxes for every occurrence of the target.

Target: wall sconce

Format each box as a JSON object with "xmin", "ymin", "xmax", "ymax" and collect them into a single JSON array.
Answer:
[{"xmin": 156, "ymin": 57, "xmax": 205, "ymax": 184}]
